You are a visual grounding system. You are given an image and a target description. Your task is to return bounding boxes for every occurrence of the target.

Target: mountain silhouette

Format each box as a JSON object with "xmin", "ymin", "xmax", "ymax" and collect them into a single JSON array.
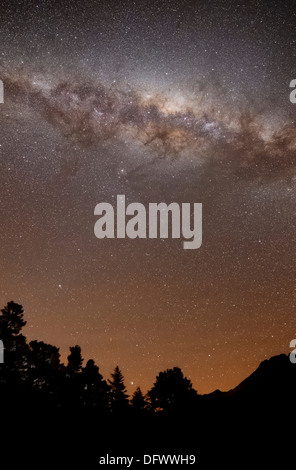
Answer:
[{"xmin": 205, "ymin": 353, "xmax": 296, "ymax": 403}]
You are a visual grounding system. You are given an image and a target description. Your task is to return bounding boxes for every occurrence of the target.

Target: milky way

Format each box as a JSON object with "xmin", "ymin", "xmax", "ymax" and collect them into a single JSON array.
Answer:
[{"xmin": 2, "ymin": 67, "xmax": 296, "ymax": 182}]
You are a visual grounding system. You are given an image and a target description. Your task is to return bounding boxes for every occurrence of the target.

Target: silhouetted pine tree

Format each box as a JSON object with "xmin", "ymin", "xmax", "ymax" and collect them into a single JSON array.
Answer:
[
  {"xmin": 0, "ymin": 301, "xmax": 26, "ymax": 336},
  {"xmin": 65, "ymin": 345, "xmax": 84, "ymax": 407},
  {"xmin": 82, "ymin": 359, "xmax": 109, "ymax": 411},
  {"xmin": 108, "ymin": 366, "xmax": 129, "ymax": 414},
  {"xmin": 131, "ymin": 386, "xmax": 147, "ymax": 413},
  {"xmin": 29, "ymin": 340, "xmax": 62, "ymax": 404},
  {"xmin": 0, "ymin": 301, "xmax": 30, "ymax": 397},
  {"xmin": 67, "ymin": 345, "xmax": 83, "ymax": 375}
]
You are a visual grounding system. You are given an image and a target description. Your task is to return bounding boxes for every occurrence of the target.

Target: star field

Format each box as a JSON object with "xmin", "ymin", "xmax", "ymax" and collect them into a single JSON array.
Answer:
[{"xmin": 0, "ymin": 0, "xmax": 296, "ymax": 394}]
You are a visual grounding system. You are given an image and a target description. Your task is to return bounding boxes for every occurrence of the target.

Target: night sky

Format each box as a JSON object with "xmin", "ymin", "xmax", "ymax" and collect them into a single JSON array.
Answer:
[{"xmin": 0, "ymin": 0, "xmax": 296, "ymax": 394}]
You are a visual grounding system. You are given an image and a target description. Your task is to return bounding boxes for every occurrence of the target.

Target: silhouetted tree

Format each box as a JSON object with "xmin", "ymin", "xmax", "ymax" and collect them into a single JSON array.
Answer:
[
  {"xmin": 65, "ymin": 345, "xmax": 84, "ymax": 407},
  {"xmin": 82, "ymin": 359, "xmax": 109, "ymax": 411},
  {"xmin": 30, "ymin": 340, "xmax": 60, "ymax": 370},
  {"xmin": 148, "ymin": 367, "xmax": 197, "ymax": 413},
  {"xmin": 131, "ymin": 386, "xmax": 147, "ymax": 413},
  {"xmin": 0, "ymin": 301, "xmax": 26, "ymax": 337},
  {"xmin": 0, "ymin": 301, "xmax": 30, "ymax": 392},
  {"xmin": 67, "ymin": 345, "xmax": 83, "ymax": 375},
  {"xmin": 29, "ymin": 340, "xmax": 62, "ymax": 403},
  {"xmin": 108, "ymin": 366, "xmax": 129, "ymax": 413}
]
